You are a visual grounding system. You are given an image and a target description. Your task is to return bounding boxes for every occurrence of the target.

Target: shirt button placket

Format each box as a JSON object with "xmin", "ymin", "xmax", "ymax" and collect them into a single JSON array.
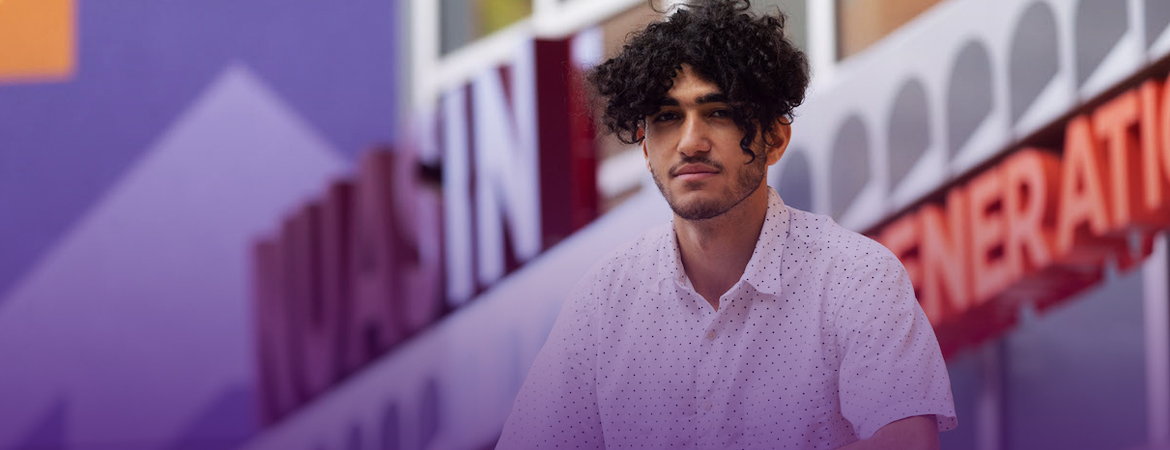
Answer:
[{"xmin": 696, "ymin": 320, "xmax": 719, "ymax": 421}]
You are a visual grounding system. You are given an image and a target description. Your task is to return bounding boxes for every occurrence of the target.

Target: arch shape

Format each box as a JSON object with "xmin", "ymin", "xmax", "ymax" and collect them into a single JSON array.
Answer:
[
  {"xmin": 946, "ymin": 40, "xmax": 994, "ymax": 158},
  {"xmin": 1009, "ymin": 2, "xmax": 1060, "ymax": 124},
  {"xmin": 1147, "ymin": 0, "xmax": 1170, "ymax": 49},
  {"xmin": 1074, "ymin": 0, "xmax": 1127, "ymax": 86},
  {"xmin": 775, "ymin": 149, "xmax": 813, "ymax": 212},
  {"xmin": 887, "ymin": 78, "xmax": 931, "ymax": 187},
  {"xmin": 829, "ymin": 115, "xmax": 871, "ymax": 218}
]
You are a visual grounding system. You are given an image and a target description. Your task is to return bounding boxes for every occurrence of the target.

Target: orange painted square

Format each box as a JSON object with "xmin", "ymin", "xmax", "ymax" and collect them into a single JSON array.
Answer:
[{"xmin": 0, "ymin": 0, "xmax": 76, "ymax": 82}]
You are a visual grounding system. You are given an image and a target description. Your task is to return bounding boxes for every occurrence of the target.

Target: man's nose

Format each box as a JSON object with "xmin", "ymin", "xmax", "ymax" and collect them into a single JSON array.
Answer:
[{"xmin": 677, "ymin": 115, "xmax": 712, "ymax": 156}]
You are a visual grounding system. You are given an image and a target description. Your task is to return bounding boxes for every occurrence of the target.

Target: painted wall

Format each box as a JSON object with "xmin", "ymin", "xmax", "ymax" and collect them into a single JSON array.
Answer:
[
  {"xmin": 239, "ymin": 1, "xmax": 1170, "ymax": 449},
  {"xmin": 0, "ymin": 0, "xmax": 400, "ymax": 448}
]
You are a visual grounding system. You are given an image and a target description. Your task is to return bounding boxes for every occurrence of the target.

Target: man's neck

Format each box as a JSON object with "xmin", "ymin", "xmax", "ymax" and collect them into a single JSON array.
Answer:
[{"xmin": 674, "ymin": 184, "xmax": 770, "ymax": 311}]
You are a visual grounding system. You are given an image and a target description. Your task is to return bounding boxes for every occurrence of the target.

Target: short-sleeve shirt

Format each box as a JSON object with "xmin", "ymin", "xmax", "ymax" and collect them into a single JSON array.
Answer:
[{"xmin": 497, "ymin": 188, "xmax": 957, "ymax": 449}]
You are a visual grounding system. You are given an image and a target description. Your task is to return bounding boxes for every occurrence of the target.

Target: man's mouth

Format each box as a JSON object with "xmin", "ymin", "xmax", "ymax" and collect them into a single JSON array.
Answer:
[{"xmin": 672, "ymin": 163, "xmax": 720, "ymax": 182}]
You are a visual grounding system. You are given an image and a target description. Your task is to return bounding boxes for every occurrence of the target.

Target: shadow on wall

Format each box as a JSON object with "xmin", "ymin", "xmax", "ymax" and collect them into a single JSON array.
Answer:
[
  {"xmin": 165, "ymin": 384, "xmax": 257, "ymax": 450},
  {"xmin": 6, "ymin": 399, "xmax": 67, "ymax": 450}
]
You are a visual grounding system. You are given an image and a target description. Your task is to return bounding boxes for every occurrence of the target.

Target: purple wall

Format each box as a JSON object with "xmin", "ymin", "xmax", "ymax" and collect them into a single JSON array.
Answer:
[{"xmin": 0, "ymin": 1, "xmax": 400, "ymax": 448}]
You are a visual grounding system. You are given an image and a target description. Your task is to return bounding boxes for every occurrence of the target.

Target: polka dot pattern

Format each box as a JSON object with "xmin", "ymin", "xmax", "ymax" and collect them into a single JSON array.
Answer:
[{"xmin": 497, "ymin": 189, "xmax": 957, "ymax": 449}]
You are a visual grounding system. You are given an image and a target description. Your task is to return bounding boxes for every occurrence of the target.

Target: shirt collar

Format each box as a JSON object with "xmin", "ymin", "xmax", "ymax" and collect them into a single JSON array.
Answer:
[{"xmin": 653, "ymin": 188, "xmax": 791, "ymax": 296}]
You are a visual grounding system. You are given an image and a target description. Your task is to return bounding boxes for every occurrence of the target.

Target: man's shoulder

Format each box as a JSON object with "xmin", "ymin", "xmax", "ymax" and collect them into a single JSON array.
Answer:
[
  {"xmin": 577, "ymin": 222, "xmax": 672, "ymax": 287},
  {"xmin": 784, "ymin": 206, "xmax": 898, "ymax": 268},
  {"xmin": 595, "ymin": 222, "xmax": 671, "ymax": 273}
]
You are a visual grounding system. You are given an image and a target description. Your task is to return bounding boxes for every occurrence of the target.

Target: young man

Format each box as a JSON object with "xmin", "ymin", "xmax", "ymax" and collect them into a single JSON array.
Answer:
[{"xmin": 497, "ymin": 1, "xmax": 956, "ymax": 448}]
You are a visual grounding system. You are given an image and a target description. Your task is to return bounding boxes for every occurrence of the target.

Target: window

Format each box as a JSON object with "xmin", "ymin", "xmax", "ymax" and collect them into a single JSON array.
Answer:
[
  {"xmin": 440, "ymin": 0, "xmax": 533, "ymax": 55},
  {"xmin": 836, "ymin": 0, "xmax": 944, "ymax": 59}
]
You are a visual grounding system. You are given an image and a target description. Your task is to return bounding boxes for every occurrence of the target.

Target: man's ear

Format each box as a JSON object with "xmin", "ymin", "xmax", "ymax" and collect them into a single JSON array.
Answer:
[
  {"xmin": 765, "ymin": 121, "xmax": 791, "ymax": 166},
  {"xmin": 642, "ymin": 141, "xmax": 652, "ymax": 171},
  {"xmin": 638, "ymin": 127, "xmax": 651, "ymax": 170}
]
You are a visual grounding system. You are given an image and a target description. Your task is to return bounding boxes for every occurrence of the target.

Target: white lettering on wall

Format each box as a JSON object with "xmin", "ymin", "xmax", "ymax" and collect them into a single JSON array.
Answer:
[
  {"xmin": 442, "ymin": 88, "xmax": 476, "ymax": 305},
  {"xmin": 471, "ymin": 46, "xmax": 542, "ymax": 286}
]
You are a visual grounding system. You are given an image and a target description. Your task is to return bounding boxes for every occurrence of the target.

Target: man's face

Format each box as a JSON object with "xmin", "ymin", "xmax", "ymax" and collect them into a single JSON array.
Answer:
[{"xmin": 642, "ymin": 65, "xmax": 785, "ymax": 221}]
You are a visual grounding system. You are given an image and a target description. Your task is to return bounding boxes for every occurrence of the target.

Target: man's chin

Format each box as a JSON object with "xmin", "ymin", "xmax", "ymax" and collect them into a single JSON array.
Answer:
[
  {"xmin": 666, "ymin": 181, "xmax": 764, "ymax": 221},
  {"xmin": 668, "ymin": 198, "xmax": 727, "ymax": 221}
]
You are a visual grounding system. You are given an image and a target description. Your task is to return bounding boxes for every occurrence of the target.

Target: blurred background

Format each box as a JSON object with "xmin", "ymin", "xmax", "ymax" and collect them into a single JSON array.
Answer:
[{"xmin": 2, "ymin": 0, "xmax": 1169, "ymax": 449}]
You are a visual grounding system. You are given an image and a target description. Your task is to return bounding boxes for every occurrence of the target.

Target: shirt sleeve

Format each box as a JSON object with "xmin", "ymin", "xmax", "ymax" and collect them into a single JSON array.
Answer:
[
  {"xmin": 833, "ymin": 251, "xmax": 958, "ymax": 440},
  {"xmin": 496, "ymin": 269, "xmax": 606, "ymax": 449}
]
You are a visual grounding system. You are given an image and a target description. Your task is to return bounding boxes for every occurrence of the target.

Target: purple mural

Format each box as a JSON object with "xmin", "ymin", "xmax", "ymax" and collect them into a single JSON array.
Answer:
[{"xmin": 0, "ymin": 0, "xmax": 400, "ymax": 448}]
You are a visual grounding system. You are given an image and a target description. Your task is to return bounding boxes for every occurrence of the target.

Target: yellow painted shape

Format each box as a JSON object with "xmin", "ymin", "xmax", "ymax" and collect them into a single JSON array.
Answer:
[{"xmin": 0, "ymin": 0, "xmax": 76, "ymax": 82}]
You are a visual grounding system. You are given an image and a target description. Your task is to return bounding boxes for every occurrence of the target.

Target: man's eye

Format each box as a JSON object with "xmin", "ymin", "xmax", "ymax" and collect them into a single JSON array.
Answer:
[
  {"xmin": 653, "ymin": 112, "xmax": 678, "ymax": 122},
  {"xmin": 711, "ymin": 109, "xmax": 731, "ymax": 118}
]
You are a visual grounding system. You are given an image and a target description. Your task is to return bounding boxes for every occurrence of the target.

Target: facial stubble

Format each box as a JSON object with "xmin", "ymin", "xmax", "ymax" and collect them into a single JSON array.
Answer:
[{"xmin": 651, "ymin": 153, "xmax": 767, "ymax": 221}]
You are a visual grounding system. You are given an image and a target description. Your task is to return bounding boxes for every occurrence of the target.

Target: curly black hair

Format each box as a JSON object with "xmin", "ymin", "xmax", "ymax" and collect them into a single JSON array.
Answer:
[{"xmin": 587, "ymin": 0, "xmax": 810, "ymax": 163}]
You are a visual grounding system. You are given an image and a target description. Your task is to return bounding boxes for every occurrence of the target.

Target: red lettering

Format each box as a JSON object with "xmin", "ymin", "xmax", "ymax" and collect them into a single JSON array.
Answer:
[
  {"xmin": 1054, "ymin": 115, "xmax": 1116, "ymax": 266},
  {"xmin": 1093, "ymin": 90, "xmax": 1144, "ymax": 228},
  {"xmin": 967, "ymin": 167, "xmax": 1014, "ymax": 305},
  {"xmin": 301, "ymin": 182, "xmax": 353, "ymax": 393},
  {"xmin": 252, "ymin": 239, "xmax": 297, "ymax": 424},
  {"xmin": 1140, "ymin": 77, "xmax": 1170, "ymax": 223},
  {"xmin": 865, "ymin": 76, "xmax": 1170, "ymax": 358},
  {"xmin": 535, "ymin": 38, "xmax": 599, "ymax": 247},
  {"xmin": 281, "ymin": 210, "xmax": 317, "ymax": 402},
  {"xmin": 394, "ymin": 148, "xmax": 445, "ymax": 336},
  {"xmin": 1003, "ymin": 148, "xmax": 1060, "ymax": 276},
  {"xmin": 347, "ymin": 150, "xmax": 406, "ymax": 371},
  {"xmin": 920, "ymin": 189, "xmax": 971, "ymax": 322}
]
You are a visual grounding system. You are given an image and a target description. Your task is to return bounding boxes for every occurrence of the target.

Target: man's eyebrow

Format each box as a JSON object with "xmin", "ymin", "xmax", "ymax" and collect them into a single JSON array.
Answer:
[
  {"xmin": 695, "ymin": 93, "xmax": 728, "ymax": 104},
  {"xmin": 655, "ymin": 92, "xmax": 728, "ymax": 107},
  {"xmin": 656, "ymin": 97, "xmax": 680, "ymax": 107}
]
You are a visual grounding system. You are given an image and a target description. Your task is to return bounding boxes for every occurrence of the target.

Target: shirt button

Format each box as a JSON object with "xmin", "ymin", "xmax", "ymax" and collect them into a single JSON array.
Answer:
[
  {"xmin": 706, "ymin": 330, "xmax": 716, "ymax": 340},
  {"xmin": 702, "ymin": 401, "xmax": 713, "ymax": 411}
]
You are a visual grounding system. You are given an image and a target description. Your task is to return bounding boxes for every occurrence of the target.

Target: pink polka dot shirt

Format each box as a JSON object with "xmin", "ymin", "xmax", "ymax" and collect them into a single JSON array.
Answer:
[{"xmin": 498, "ymin": 188, "xmax": 957, "ymax": 449}]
